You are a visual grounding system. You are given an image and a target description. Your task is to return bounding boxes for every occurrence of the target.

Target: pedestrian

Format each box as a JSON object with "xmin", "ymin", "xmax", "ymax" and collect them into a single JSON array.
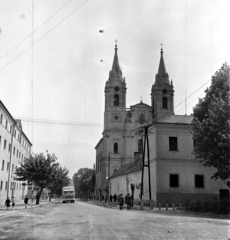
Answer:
[
  {"xmin": 118, "ymin": 194, "xmax": 124, "ymax": 210},
  {"xmin": 5, "ymin": 197, "xmax": 11, "ymax": 211},
  {"xmin": 113, "ymin": 194, "xmax": 117, "ymax": 202},
  {"xmin": 125, "ymin": 193, "xmax": 132, "ymax": 210},
  {"xmin": 24, "ymin": 195, "xmax": 29, "ymax": 208},
  {"xmin": 12, "ymin": 197, "xmax": 15, "ymax": 209}
]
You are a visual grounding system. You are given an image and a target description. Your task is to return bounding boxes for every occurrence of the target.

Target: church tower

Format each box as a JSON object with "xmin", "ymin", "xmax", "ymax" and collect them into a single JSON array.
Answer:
[
  {"xmin": 104, "ymin": 42, "xmax": 127, "ymax": 131},
  {"xmin": 151, "ymin": 47, "xmax": 174, "ymax": 119}
]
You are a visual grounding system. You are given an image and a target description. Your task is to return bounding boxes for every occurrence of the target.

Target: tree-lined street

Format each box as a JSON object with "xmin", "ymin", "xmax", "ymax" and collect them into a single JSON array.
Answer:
[{"xmin": 0, "ymin": 200, "xmax": 229, "ymax": 240}]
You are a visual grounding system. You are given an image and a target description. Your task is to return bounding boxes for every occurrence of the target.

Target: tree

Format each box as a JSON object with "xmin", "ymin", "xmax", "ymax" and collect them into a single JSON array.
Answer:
[
  {"xmin": 15, "ymin": 152, "xmax": 59, "ymax": 204},
  {"xmin": 191, "ymin": 63, "xmax": 230, "ymax": 182},
  {"xmin": 47, "ymin": 166, "xmax": 70, "ymax": 201},
  {"xmin": 73, "ymin": 168, "xmax": 95, "ymax": 198}
]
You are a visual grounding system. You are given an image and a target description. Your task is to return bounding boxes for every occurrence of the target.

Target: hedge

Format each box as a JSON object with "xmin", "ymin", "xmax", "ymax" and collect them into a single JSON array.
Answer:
[{"xmin": 185, "ymin": 199, "xmax": 230, "ymax": 215}]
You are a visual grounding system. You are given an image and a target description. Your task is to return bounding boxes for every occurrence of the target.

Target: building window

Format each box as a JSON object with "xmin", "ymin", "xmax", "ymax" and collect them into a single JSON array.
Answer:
[
  {"xmin": 0, "ymin": 181, "xmax": 3, "ymax": 190},
  {"xmin": 195, "ymin": 175, "xmax": 204, "ymax": 188},
  {"xmin": 1, "ymin": 160, "xmax": 4, "ymax": 170},
  {"xmin": 114, "ymin": 94, "xmax": 119, "ymax": 106},
  {"xmin": 4, "ymin": 140, "xmax": 6, "ymax": 149},
  {"xmin": 13, "ymin": 147, "xmax": 15, "ymax": 155},
  {"xmin": 138, "ymin": 139, "xmax": 143, "ymax": 153},
  {"xmin": 219, "ymin": 189, "xmax": 230, "ymax": 200},
  {"xmin": 5, "ymin": 120, "xmax": 8, "ymax": 129},
  {"xmin": 162, "ymin": 97, "xmax": 168, "ymax": 109},
  {"xmin": 114, "ymin": 142, "xmax": 118, "ymax": 153},
  {"xmin": 19, "ymin": 152, "xmax": 21, "ymax": 158},
  {"xmin": 0, "ymin": 114, "xmax": 3, "ymax": 123},
  {"xmin": 8, "ymin": 143, "xmax": 11, "ymax": 152},
  {"xmin": 170, "ymin": 174, "xmax": 179, "ymax": 188},
  {"xmin": 17, "ymin": 150, "xmax": 18, "ymax": 158},
  {"xmin": 169, "ymin": 137, "xmax": 178, "ymax": 151},
  {"xmin": 193, "ymin": 138, "xmax": 196, "ymax": 148},
  {"xmin": 5, "ymin": 181, "xmax": 8, "ymax": 191},
  {"xmin": 7, "ymin": 162, "xmax": 9, "ymax": 171},
  {"xmin": 12, "ymin": 164, "xmax": 14, "ymax": 173}
]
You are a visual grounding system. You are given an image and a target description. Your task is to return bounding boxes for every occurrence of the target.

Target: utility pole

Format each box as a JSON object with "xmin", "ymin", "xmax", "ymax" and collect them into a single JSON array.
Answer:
[
  {"xmin": 139, "ymin": 123, "xmax": 153, "ymax": 210},
  {"xmin": 108, "ymin": 152, "xmax": 111, "ymax": 202}
]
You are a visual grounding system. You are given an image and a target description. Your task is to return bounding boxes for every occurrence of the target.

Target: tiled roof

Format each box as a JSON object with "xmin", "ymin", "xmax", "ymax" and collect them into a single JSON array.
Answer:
[
  {"xmin": 109, "ymin": 158, "xmax": 142, "ymax": 179},
  {"xmin": 157, "ymin": 115, "xmax": 193, "ymax": 124}
]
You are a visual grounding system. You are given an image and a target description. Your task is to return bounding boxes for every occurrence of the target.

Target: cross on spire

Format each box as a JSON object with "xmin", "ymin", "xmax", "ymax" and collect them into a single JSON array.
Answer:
[{"xmin": 115, "ymin": 39, "xmax": 118, "ymax": 45}]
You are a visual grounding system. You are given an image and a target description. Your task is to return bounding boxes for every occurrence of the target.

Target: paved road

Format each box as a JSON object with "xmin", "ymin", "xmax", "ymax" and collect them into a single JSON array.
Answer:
[{"xmin": 0, "ymin": 200, "xmax": 229, "ymax": 240}]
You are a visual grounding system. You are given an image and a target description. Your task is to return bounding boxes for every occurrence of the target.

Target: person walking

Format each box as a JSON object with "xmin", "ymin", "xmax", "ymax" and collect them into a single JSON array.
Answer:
[
  {"xmin": 125, "ymin": 193, "xmax": 132, "ymax": 210},
  {"xmin": 5, "ymin": 197, "xmax": 11, "ymax": 211},
  {"xmin": 24, "ymin": 195, "xmax": 29, "ymax": 208},
  {"xmin": 113, "ymin": 194, "xmax": 117, "ymax": 202},
  {"xmin": 12, "ymin": 197, "xmax": 15, "ymax": 209},
  {"xmin": 118, "ymin": 194, "xmax": 124, "ymax": 210}
]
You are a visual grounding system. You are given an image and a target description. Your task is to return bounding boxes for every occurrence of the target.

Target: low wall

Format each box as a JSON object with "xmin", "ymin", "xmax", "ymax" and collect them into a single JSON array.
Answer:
[{"xmin": 157, "ymin": 193, "xmax": 220, "ymax": 207}]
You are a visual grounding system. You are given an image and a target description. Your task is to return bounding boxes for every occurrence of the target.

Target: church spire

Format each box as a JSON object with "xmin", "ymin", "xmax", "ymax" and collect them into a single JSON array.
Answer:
[
  {"xmin": 109, "ymin": 40, "xmax": 122, "ymax": 80},
  {"xmin": 111, "ymin": 40, "xmax": 122, "ymax": 73},
  {"xmin": 155, "ymin": 44, "xmax": 169, "ymax": 84}
]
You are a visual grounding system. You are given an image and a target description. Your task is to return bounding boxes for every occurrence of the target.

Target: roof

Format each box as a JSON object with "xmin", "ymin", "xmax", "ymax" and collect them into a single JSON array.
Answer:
[
  {"xmin": 95, "ymin": 138, "xmax": 103, "ymax": 149},
  {"xmin": 130, "ymin": 100, "xmax": 151, "ymax": 109},
  {"xmin": 0, "ymin": 100, "xmax": 33, "ymax": 146},
  {"xmin": 156, "ymin": 115, "xmax": 193, "ymax": 125},
  {"xmin": 109, "ymin": 158, "xmax": 142, "ymax": 179}
]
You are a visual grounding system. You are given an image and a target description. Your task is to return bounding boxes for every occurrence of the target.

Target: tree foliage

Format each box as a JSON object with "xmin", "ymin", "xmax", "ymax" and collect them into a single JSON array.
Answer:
[
  {"xmin": 191, "ymin": 63, "xmax": 230, "ymax": 182},
  {"xmin": 15, "ymin": 152, "xmax": 67, "ymax": 204},
  {"xmin": 47, "ymin": 166, "xmax": 70, "ymax": 200},
  {"xmin": 73, "ymin": 168, "xmax": 95, "ymax": 197}
]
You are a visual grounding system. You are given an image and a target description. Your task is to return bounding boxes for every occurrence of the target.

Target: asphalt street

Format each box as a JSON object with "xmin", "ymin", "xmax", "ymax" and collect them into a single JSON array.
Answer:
[{"xmin": 0, "ymin": 200, "xmax": 229, "ymax": 240}]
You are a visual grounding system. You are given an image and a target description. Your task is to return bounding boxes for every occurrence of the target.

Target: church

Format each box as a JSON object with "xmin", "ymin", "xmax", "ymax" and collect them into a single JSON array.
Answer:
[{"xmin": 94, "ymin": 43, "xmax": 229, "ymax": 206}]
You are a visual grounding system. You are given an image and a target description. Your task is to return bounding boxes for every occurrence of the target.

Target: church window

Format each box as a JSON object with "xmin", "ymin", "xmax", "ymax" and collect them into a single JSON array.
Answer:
[
  {"xmin": 169, "ymin": 137, "xmax": 178, "ymax": 151},
  {"xmin": 138, "ymin": 139, "xmax": 143, "ymax": 153},
  {"xmin": 170, "ymin": 174, "xmax": 179, "ymax": 188},
  {"xmin": 162, "ymin": 97, "xmax": 168, "ymax": 109},
  {"xmin": 114, "ymin": 142, "xmax": 118, "ymax": 153},
  {"xmin": 114, "ymin": 86, "xmax": 119, "ymax": 92},
  {"xmin": 114, "ymin": 116, "xmax": 119, "ymax": 120},
  {"xmin": 114, "ymin": 94, "xmax": 119, "ymax": 106},
  {"xmin": 195, "ymin": 175, "xmax": 204, "ymax": 188},
  {"xmin": 162, "ymin": 89, "xmax": 167, "ymax": 94}
]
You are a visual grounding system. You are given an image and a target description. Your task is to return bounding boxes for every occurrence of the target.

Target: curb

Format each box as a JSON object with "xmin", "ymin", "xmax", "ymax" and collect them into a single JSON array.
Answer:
[
  {"xmin": 0, "ymin": 201, "xmax": 50, "ymax": 217},
  {"xmin": 86, "ymin": 201, "xmax": 230, "ymax": 219}
]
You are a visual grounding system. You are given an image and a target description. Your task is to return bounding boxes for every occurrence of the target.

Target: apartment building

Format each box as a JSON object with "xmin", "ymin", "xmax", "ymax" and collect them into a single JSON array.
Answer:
[{"xmin": 0, "ymin": 100, "xmax": 32, "ymax": 205}]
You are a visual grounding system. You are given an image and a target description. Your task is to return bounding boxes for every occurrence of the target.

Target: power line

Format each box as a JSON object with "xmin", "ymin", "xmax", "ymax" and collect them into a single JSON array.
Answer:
[
  {"xmin": 174, "ymin": 79, "xmax": 211, "ymax": 110},
  {"xmin": 1, "ymin": 0, "xmax": 73, "ymax": 60},
  {"xmin": 175, "ymin": 92, "xmax": 205, "ymax": 114},
  {"xmin": 15, "ymin": 117, "xmax": 102, "ymax": 127},
  {"xmin": 0, "ymin": 0, "xmax": 89, "ymax": 72}
]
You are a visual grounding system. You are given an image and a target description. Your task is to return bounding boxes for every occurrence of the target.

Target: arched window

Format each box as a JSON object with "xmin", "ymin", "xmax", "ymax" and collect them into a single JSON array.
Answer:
[
  {"xmin": 138, "ymin": 139, "xmax": 143, "ymax": 153},
  {"xmin": 114, "ymin": 94, "xmax": 119, "ymax": 106},
  {"xmin": 114, "ymin": 142, "xmax": 118, "ymax": 153},
  {"xmin": 162, "ymin": 97, "xmax": 168, "ymax": 109}
]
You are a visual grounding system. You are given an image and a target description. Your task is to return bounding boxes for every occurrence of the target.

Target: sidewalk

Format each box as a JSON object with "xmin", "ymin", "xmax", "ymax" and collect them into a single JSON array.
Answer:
[
  {"xmin": 86, "ymin": 200, "xmax": 230, "ymax": 220},
  {"xmin": 0, "ymin": 199, "xmax": 50, "ymax": 216}
]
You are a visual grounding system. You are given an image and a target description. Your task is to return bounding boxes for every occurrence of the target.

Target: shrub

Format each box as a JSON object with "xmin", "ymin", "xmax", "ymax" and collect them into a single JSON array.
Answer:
[{"xmin": 185, "ymin": 199, "xmax": 230, "ymax": 215}]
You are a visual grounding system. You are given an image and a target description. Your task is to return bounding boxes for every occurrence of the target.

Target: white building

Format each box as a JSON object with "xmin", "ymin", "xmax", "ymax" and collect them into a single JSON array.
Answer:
[
  {"xmin": 95, "ymin": 44, "xmax": 229, "ymax": 205},
  {"xmin": 0, "ymin": 100, "xmax": 32, "ymax": 205}
]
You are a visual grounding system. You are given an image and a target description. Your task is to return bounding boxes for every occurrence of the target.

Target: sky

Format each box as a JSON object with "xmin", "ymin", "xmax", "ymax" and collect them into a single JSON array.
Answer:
[{"xmin": 0, "ymin": 0, "xmax": 230, "ymax": 177}]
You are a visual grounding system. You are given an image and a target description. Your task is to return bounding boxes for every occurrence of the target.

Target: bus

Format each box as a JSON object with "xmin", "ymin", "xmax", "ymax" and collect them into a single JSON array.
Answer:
[{"xmin": 62, "ymin": 186, "xmax": 75, "ymax": 203}]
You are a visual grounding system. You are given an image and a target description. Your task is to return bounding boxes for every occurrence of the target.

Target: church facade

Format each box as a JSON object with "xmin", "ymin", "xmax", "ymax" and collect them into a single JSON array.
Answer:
[{"xmin": 94, "ymin": 44, "xmax": 229, "ymax": 205}]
